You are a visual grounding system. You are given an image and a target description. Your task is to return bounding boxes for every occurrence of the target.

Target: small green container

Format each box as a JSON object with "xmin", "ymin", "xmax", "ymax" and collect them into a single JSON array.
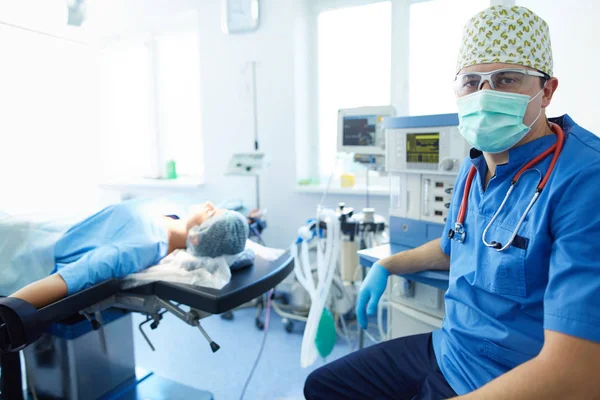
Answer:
[{"xmin": 166, "ymin": 160, "xmax": 177, "ymax": 180}]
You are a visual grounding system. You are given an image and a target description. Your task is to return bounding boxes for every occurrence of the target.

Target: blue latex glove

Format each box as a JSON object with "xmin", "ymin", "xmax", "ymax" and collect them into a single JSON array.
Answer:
[{"xmin": 356, "ymin": 262, "xmax": 390, "ymax": 330}]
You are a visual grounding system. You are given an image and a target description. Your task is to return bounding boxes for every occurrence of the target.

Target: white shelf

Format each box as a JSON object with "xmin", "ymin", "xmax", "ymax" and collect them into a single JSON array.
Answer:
[
  {"xmin": 99, "ymin": 177, "xmax": 204, "ymax": 192},
  {"xmin": 295, "ymin": 184, "xmax": 389, "ymax": 196}
]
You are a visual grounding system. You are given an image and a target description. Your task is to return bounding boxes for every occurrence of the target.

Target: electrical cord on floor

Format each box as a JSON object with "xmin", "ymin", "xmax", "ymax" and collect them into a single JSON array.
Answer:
[{"xmin": 239, "ymin": 288, "xmax": 274, "ymax": 400}]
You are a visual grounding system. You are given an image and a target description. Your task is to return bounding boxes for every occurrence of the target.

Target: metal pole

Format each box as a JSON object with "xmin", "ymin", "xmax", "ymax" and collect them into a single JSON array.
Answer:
[{"xmin": 251, "ymin": 61, "xmax": 261, "ymax": 210}]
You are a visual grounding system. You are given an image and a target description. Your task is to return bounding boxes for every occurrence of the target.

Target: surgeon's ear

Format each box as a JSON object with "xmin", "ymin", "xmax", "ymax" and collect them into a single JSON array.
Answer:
[{"xmin": 542, "ymin": 77, "xmax": 559, "ymax": 108}]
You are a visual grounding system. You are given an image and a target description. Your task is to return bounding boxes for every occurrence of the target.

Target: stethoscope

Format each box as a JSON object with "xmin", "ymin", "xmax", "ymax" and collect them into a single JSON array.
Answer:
[{"xmin": 447, "ymin": 122, "xmax": 565, "ymax": 251}]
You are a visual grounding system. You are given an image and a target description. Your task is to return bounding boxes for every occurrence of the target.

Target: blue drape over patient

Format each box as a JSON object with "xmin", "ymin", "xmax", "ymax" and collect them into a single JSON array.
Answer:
[
  {"xmin": 1, "ymin": 199, "xmax": 254, "ymax": 297},
  {"xmin": 0, "ymin": 212, "xmax": 81, "ymax": 296},
  {"xmin": 52, "ymin": 201, "xmax": 169, "ymax": 295}
]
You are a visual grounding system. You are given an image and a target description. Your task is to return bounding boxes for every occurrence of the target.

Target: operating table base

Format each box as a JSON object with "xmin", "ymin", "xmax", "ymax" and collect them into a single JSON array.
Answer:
[
  {"xmin": 19, "ymin": 310, "xmax": 213, "ymax": 400},
  {"xmin": 18, "ymin": 369, "xmax": 213, "ymax": 400}
]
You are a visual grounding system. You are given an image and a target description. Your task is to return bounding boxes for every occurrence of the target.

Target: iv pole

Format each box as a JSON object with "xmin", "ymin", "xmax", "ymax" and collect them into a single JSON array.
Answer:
[{"xmin": 250, "ymin": 61, "xmax": 261, "ymax": 210}]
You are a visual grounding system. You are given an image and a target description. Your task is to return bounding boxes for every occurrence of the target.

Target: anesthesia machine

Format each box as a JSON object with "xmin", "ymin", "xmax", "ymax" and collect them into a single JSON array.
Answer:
[{"xmin": 358, "ymin": 113, "xmax": 470, "ymax": 340}]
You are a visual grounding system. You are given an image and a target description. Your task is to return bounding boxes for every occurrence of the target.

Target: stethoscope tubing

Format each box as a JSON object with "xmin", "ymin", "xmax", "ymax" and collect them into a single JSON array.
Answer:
[{"xmin": 450, "ymin": 122, "xmax": 565, "ymax": 251}]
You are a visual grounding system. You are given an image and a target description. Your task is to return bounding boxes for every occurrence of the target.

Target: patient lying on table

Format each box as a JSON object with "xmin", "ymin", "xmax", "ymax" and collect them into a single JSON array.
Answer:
[{"xmin": 8, "ymin": 200, "xmax": 250, "ymax": 308}]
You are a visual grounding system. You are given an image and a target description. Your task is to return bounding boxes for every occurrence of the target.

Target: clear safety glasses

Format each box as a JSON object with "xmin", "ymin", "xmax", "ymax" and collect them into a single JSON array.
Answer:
[{"xmin": 454, "ymin": 68, "xmax": 547, "ymax": 96}]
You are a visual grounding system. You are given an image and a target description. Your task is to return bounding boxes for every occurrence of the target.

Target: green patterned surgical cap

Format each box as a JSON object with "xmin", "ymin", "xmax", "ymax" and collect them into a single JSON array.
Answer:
[{"xmin": 457, "ymin": 5, "xmax": 553, "ymax": 76}]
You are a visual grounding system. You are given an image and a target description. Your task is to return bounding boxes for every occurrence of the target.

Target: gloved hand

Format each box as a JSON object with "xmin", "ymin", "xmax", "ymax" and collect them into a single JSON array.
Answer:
[{"xmin": 356, "ymin": 262, "xmax": 390, "ymax": 330}]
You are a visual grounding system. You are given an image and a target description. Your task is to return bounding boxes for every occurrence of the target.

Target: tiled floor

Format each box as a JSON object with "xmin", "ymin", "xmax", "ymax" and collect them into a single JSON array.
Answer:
[{"xmin": 133, "ymin": 303, "xmax": 378, "ymax": 400}]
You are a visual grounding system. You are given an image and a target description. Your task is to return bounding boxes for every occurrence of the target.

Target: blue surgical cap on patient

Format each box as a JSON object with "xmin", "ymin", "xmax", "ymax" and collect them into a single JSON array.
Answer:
[{"xmin": 187, "ymin": 210, "xmax": 249, "ymax": 258}]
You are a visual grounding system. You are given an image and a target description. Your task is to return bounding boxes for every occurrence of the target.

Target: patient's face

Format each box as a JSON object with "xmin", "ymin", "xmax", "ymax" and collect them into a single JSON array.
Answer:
[{"xmin": 186, "ymin": 202, "xmax": 226, "ymax": 230}]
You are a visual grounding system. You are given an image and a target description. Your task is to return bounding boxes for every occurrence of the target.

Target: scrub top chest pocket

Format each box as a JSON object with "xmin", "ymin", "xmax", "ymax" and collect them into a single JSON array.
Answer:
[
  {"xmin": 449, "ymin": 214, "xmax": 529, "ymax": 299},
  {"xmin": 480, "ymin": 221, "xmax": 528, "ymax": 297}
]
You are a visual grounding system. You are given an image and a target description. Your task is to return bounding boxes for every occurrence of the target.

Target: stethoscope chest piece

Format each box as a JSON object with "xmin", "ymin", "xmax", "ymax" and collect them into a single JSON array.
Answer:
[{"xmin": 448, "ymin": 223, "xmax": 466, "ymax": 242}]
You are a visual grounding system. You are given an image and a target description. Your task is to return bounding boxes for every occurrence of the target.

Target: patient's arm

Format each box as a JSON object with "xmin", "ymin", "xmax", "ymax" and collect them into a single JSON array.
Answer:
[{"xmin": 10, "ymin": 274, "xmax": 68, "ymax": 309}]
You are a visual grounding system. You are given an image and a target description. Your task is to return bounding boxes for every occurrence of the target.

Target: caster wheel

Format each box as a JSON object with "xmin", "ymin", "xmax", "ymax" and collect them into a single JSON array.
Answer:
[
  {"xmin": 282, "ymin": 318, "xmax": 294, "ymax": 333},
  {"xmin": 256, "ymin": 319, "xmax": 265, "ymax": 330},
  {"xmin": 221, "ymin": 311, "xmax": 234, "ymax": 321}
]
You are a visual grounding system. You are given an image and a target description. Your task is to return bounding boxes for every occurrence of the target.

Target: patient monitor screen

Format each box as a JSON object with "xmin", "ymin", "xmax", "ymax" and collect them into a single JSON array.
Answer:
[
  {"xmin": 406, "ymin": 133, "xmax": 440, "ymax": 164},
  {"xmin": 342, "ymin": 115, "xmax": 380, "ymax": 147}
]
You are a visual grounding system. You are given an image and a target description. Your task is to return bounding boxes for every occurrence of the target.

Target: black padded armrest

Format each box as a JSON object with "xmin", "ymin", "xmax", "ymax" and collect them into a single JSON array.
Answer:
[
  {"xmin": 0, "ymin": 280, "xmax": 122, "ymax": 352},
  {"xmin": 0, "ymin": 297, "xmax": 40, "ymax": 352}
]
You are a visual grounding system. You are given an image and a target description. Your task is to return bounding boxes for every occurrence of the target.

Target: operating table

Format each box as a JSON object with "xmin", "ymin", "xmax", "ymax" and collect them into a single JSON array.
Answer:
[{"xmin": 0, "ymin": 250, "xmax": 294, "ymax": 399}]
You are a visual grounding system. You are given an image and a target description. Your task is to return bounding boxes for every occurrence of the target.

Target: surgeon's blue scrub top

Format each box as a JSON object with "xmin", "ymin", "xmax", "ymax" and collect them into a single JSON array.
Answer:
[
  {"xmin": 432, "ymin": 115, "xmax": 600, "ymax": 395},
  {"xmin": 52, "ymin": 200, "xmax": 169, "ymax": 295}
]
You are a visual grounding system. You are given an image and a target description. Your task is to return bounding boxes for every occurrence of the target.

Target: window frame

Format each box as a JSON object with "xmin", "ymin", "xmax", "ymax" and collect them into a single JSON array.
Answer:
[
  {"xmin": 299, "ymin": 0, "xmax": 501, "ymax": 184},
  {"xmin": 300, "ymin": 0, "xmax": 409, "ymax": 184},
  {"xmin": 107, "ymin": 30, "xmax": 204, "ymax": 182},
  {"xmin": 149, "ymin": 31, "xmax": 204, "ymax": 181}
]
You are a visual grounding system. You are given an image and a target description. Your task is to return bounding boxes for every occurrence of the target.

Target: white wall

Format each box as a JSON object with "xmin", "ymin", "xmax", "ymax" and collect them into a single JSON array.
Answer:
[{"xmin": 516, "ymin": 0, "xmax": 600, "ymax": 135}]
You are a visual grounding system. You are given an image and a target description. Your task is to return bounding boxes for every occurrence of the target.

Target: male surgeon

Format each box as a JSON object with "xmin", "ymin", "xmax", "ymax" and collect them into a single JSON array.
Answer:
[{"xmin": 305, "ymin": 5, "xmax": 600, "ymax": 399}]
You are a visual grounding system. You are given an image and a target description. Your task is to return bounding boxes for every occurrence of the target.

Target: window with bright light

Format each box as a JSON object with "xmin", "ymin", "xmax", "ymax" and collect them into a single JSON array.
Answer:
[
  {"xmin": 103, "ymin": 32, "xmax": 204, "ymax": 181},
  {"xmin": 103, "ymin": 40, "xmax": 156, "ymax": 180},
  {"xmin": 409, "ymin": 0, "xmax": 489, "ymax": 115},
  {"xmin": 317, "ymin": 1, "xmax": 392, "ymax": 179},
  {"xmin": 155, "ymin": 33, "xmax": 203, "ymax": 178}
]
